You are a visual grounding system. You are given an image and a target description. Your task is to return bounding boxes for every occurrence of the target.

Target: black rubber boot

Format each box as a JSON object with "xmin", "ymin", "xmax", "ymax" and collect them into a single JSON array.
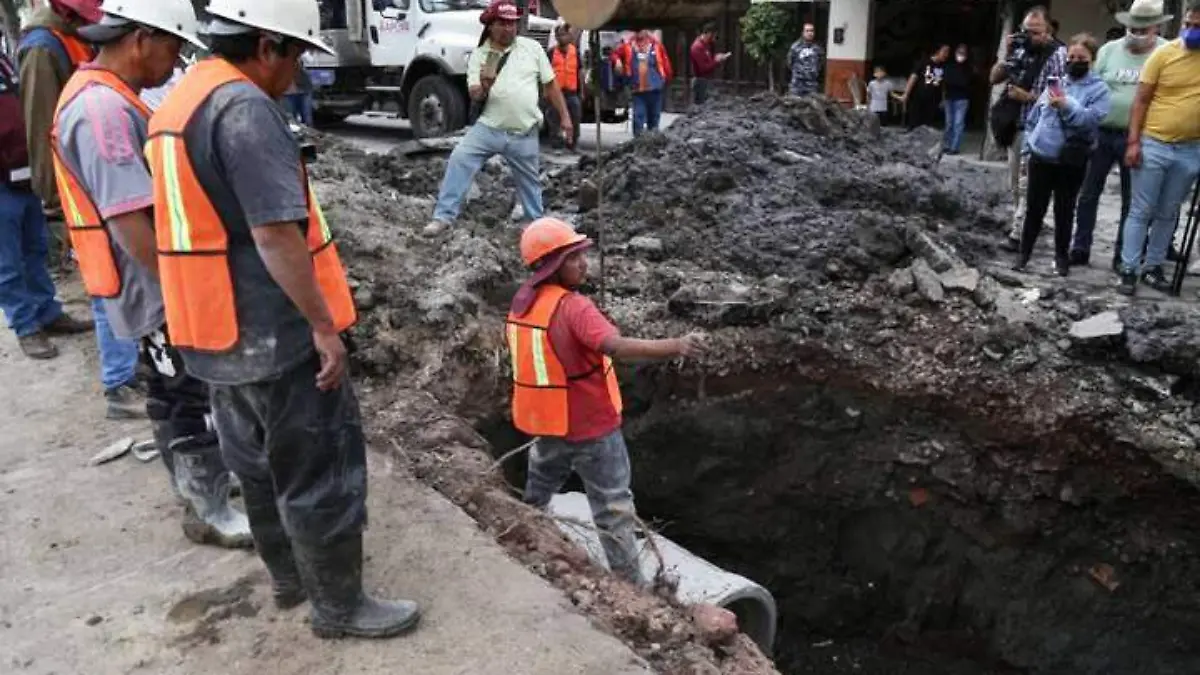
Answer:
[
  {"xmin": 241, "ymin": 478, "xmax": 307, "ymax": 609},
  {"xmin": 150, "ymin": 420, "xmax": 184, "ymax": 505},
  {"xmin": 293, "ymin": 534, "xmax": 421, "ymax": 639},
  {"xmin": 171, "ymin": 437, "xmax": 253, "ymax": 549}
]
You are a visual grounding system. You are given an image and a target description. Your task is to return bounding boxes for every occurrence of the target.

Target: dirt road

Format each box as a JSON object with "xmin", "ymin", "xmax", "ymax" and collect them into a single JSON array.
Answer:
[{"xmin": 0, "ymin": 285, "xmax": 650, "ymax": 675}]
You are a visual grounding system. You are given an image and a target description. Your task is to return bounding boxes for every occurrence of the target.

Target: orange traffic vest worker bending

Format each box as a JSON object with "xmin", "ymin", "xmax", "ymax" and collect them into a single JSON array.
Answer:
[
  {"xmin": 507, "ymin": 218, "xmax": 706, "ymax": 585},
  {"xmin": 145, "ymin": 0, "xmax": 421, "ymax": 641}
]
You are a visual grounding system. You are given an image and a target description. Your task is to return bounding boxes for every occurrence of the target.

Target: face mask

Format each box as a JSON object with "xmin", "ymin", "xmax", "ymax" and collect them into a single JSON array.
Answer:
[
  {"xmin": 1126, "ymin": 30, "xmax": 1154, "ymax": 49},
  {"xmin": 1184, "ymin": 27, "xmax": 1200, "ymax": 50},
  {"xmin": 1067, "ymin": 61, "xmax": 1090, "ymax": 78}
]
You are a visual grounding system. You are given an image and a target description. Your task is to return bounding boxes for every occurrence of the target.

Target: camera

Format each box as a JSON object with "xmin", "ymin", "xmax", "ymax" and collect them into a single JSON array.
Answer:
[{"xmin": 1005, "ymin": 30, "xmax": 1031, "ymax": 72}]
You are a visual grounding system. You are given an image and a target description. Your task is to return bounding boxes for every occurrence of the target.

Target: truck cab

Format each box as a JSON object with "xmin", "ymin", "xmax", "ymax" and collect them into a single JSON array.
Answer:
[{"xmin": 310, "ymin": 0, "xmax": 554, "ymax": 137}]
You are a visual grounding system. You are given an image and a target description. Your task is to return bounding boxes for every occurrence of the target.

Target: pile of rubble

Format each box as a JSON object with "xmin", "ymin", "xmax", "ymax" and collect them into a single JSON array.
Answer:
[{"xmin": 309, "ymin": 94, "xmax": 1200, "ymax": 674}]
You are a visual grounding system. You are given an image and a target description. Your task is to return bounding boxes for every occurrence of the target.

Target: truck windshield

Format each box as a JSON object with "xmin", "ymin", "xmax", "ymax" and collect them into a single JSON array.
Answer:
[{"xmin": 420, "ymin": 0, "xmax": 490, "ymax": 11}]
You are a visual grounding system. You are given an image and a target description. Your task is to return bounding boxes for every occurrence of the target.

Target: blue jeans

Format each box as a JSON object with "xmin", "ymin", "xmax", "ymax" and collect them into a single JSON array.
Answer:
[
  {"xmin": 92, "ymin": 297, "xmax": 139, "ymax": 391},
  {"xmin": 0, "ymin": 183, "xmax": 62, "ymax": 337},
  {"xmin": 631, "ymin": 89, "xmax": 663, "ymax": 137},
  {"xmin": 1120, "ymin": 137, "xmax": 1200, "ymax": 271},
  {"xmin": 1073, "ymin": 127, "xmax": 1131, "ymax": 257},
  {"xmin": 943, "ymin": 98, "xmax": 969, "ymax": 152},
  {"xmin": 284, "ymin": 93, "xmax": 313, "ymax": 126},
  {"xmin": 432, "ymin": 122, "xmax": 542, "ymax": 224}
]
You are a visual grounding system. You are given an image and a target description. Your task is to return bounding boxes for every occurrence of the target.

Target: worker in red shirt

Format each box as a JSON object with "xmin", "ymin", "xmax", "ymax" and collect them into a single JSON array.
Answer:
[
  {"xmin": 506, "ymin": 218, "xmax": 705, "ymax": 584},
  {"xmin": 689, "ymin": 22, "xmax": 730, "ymax": 105},
  {"xmin": 612, "ymin": 30, "xmax": 673, "ymax": 136}
]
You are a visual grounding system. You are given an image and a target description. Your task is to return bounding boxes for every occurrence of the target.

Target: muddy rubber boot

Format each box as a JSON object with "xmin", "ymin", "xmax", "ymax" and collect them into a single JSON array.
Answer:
[
  {"xmin": 150, "ymin": 420, "xmax": 184, "ymax": 505},
  {"xmin": 241, "ymin": 479, "xmax": 307, "ymax": 610},
  {"xmin": 293, "ymin": 534, "xmax": 421, "ymax": 639},
  {"xmin": 171, "ymin": 437, "xmax": 253, "ymax": 549}
]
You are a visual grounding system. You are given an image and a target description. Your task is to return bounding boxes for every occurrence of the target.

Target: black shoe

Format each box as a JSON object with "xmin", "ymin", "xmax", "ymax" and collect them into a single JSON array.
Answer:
[
  {"xmin": 1118, "ymin": 269, "xmax": 1138, "ymax": 296},
  {"xmin": 1142, "ymin": 265, "xmax": 1172, "ymax": 292},
  {"xmin": 1054, "ymin": 257, "xmax": 1070, "ymax": 277},
  {"xmin": 43, "ymin": 312, "xmax": 94, "ymax": 335},
  {"xmin": 105, "ymin": 384, "xmax": 148, "ymax": 420},
  {"xmin": 1068, "ymin": 249, "xmax": 1090, "ymax": 266},
  {"xmin": 294, "ymin": 534, "xmax": 421, "ymax": 639},
  {"xmin": 1000, "ymin": 236, "xmax": 1021, "ymax": 253},
  {"xmin": 1011, "ymin": 255, "xmax": 1031, "ymax": 272}
]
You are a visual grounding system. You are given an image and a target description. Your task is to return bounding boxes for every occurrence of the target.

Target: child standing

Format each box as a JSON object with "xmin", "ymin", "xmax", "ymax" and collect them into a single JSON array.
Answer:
[
  {"xmin": 866, "ymin": 66, "xmax": 893, "ymax": 126},
  {"xmin": 506, "ymin": 218, "xmax": 705, "ymax": 584}
]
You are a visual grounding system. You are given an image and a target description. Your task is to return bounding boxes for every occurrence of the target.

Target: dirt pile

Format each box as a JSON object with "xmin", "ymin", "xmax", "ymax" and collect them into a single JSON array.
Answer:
[{"xmin": 309, "ymin": 94, "xmax": 1200, "ymax": 675}]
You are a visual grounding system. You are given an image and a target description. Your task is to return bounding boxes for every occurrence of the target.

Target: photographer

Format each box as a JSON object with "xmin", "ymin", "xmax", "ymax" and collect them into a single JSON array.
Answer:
[{"xmin": 990, "ymin": 6, "xmax": 1067, "ymax": 252}]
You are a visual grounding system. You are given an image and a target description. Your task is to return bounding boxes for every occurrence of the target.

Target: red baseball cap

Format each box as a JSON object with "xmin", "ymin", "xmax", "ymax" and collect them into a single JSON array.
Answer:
[
  {"xmin": 50, "ymin": 0, "xmax": 103, "ymax": 25},
  {"xmin": 480, "ymin": 0, "xmax": 521, "ymax": 24}
]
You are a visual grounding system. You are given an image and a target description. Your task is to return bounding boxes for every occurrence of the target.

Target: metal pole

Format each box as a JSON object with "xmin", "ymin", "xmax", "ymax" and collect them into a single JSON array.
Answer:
[
  {"xmin": 591, "ymin": 30, "xmax": 606, "ymax": 308},
  {"xmin": 1170, "ymin": 178, "xmax": 1200, "ymax": 296}
]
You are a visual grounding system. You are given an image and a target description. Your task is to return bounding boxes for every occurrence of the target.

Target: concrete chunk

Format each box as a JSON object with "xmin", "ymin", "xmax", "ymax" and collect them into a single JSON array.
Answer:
[
  {"xmin": 910, "ymin": 260, "xmax": 944, "ymax": 303},
  {"xmin": 1069, "ymin": 311, "xmax": 1124, "ymax": 341},
  {"xmin": 940, "ymin": 267, "xmax": 980, "ymax": 293}
]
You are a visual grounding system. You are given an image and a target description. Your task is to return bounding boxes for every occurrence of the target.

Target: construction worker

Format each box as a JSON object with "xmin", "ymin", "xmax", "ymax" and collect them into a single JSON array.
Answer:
[
  {"xmin": 19, "ymin": 0, "xmax": 145, "ymax": 418},
  {"xmin": 51, "ymin": 0, "xmax": 253, "ymax": 549},
  {"xmin": 145, "ymin": 0, "xmax": 420, "ymax": 638},
  {"xmin": 507, "ymin": 218, "xmax": 705, "ymax": 584},
  {"xmin": 547, "ymin": 22, "xmax": 582, "ymax": 148},
  {"xmin": 0, "ymin": 51, "xmax": 93, "ymax": 360}
]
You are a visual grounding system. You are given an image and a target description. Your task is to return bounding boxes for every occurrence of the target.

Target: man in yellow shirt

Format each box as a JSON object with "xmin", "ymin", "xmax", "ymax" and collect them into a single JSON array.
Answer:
[
  {"xmin": 424, "ymin": 0, "xmax": 572, "ymax": 236},
  {"xmin": 1118, "ymin": 0, "xmax": 1200, "ymax": 295}
]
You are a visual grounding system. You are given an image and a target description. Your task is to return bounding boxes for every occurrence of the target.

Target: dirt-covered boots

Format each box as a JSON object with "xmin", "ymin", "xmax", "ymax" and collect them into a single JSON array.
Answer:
[
  {"xmin": 150, "ymin": 420, "xmax": 184, "ymax": 504},
  {"xmin": 293, "ymin": 534, "xmax": 421, "ymax": 639},
  {"xmin": 240, "ymin": 478, "xmax": 307, "ymax": 609},
  {"xmin": 170, "ymin": 436, "xmax": 253, "ymax": 549}
]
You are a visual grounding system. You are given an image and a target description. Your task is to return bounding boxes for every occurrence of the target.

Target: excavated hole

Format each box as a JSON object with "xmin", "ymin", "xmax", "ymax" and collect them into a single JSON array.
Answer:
[{"xmin": 477, "ymin": 369, "xmax": 1200, "ymax": 675}]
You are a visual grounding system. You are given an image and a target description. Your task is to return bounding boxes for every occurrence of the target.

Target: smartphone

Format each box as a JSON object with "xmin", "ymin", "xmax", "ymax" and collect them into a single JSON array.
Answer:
[{"xmin": 1047, "ymin": 76, "xmax": 1062, "ymax": 96}]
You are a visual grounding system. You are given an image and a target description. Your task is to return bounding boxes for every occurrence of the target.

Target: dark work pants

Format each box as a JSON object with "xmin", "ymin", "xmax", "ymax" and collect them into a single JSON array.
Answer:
[
  {"xmin": 142, "ymin": 328, "xmax": 211, "ymax": 441},
  {"xmin": 692, "ymin": 77, "xmax": 711, "ymax": 105},
  {"xmin": 545, "ymin": 91, "xmax": 582, "ymax": 147},
  {"xmin": 1022, "ymin": 156, "xmax": 1087, "ymax": 262},
  {"xmin": 1073, "ymin": 127, "xmax": 1131, "ymax": 259},
  {"xmin": 211, "ymin": 356, "xmax": 368, "ymax": 547}
]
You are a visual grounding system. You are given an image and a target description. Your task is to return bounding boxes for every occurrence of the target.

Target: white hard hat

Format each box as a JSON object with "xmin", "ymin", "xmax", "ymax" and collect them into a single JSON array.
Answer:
[
  {"xmin": 204, "ymin": 0, "xmax": 334, "ymax": 55},
  {"xmin": 79, "ymin": 0, "xmax": 205, "ymax": 48}
]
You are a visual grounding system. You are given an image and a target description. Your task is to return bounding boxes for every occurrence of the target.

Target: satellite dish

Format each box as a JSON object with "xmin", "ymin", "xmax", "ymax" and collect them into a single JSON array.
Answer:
[{"xmin": 553, "ymin": 0, "xmax": 621, "ymax": 30}]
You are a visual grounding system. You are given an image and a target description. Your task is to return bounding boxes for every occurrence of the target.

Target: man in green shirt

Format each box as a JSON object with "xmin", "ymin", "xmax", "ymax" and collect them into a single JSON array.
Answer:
[
  {"xmin": 424, "ymin": 0, "xmax": 572, "ymax": 236},
  {"xmin": 1071, "ymin": 0, "xmax": 1170, "ymax": 270}
]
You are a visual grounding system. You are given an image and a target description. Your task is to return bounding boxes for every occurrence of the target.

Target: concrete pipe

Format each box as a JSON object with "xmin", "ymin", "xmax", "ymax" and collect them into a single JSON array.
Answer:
[{"xmin": 547, "ymin": 492, "xmax": 778, "ymax": 655}]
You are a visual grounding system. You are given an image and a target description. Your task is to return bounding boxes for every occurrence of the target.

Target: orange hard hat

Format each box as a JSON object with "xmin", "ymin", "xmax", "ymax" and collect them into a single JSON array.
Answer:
[{"xmin": 520, "ymin": 217, "xmax": 589, "ymax": 267}]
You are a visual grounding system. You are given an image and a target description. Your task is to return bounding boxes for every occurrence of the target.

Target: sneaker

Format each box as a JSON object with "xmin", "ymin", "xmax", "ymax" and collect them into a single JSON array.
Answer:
[
  {"xmin": 43, "ymin": 312, "xmax": 94, "ymax": 335},
  {"xmin": 105, "ymin": 384, "xmax": 148, "ymax": 420},
  {"xmin": 422, "ymin": 220, "xmax": 448, "ymax": 237},
  {"xmin": 18, "ymin": 333, "xmax": 58, "ymax": 360},
  {"xmin": 1141, "ymin": 265, "xmax": 1172, "ymax": 293},
  {"xmin": 1068, "ymin": 249, "xmax": 1089, "ymax": 266},
  {"xmin": 1117, "ymin": 269, "xmax": 1138, "ymax": 296}
]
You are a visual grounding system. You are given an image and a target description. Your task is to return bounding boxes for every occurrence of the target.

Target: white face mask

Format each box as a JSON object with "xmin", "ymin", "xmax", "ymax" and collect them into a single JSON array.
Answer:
[
  {"xmin": 956, "ymin": 54, "xmax": 967, "ymax": 62},
  {"xmin": 1126, "ymin": 29, "xmax": 1155, "ymax": 49}
]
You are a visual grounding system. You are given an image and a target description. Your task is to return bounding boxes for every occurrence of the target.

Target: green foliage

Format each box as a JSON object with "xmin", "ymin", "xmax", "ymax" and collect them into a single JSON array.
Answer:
[{"xmin": 740, "ymin": 2, "xmax": 795, "ymax": 65}]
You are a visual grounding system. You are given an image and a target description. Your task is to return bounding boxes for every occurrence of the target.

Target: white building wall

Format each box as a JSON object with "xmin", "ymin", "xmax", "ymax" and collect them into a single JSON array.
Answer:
[{"xmin": 827, "ymin": 0, "xmax": 873, "ymax": 62}]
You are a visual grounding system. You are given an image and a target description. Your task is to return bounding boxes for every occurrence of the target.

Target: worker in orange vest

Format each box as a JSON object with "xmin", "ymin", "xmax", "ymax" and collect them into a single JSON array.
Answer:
[
  {"xmin": 547, "ymin": 22, "xmax": 582, "ymax": 148},
  {"xmin": 146, "ymin": 0, "xmax": 421, "ymax": 640},
  {"xmin": 612, "ymin": 29, "xmax": 673, "ymax": 136},
  {"xmin": 51, "ymin": 0, "xmax": 253, "ymax": 549},
  {"xmin": 507, "ymin": 218, "xmax": 706, "ymax": 584}
]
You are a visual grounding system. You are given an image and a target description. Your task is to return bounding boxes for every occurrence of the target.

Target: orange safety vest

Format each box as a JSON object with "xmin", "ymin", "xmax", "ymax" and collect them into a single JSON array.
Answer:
[
  {"xmin": 505, "ymin": 284, "xmax": 623, "ymax": 437},
  {"xmin": 144, "ymin": 58, "xmax": 357, "ymax": 353},
  {"xmin": 50, "ymin": 67, "xmax": 151, "ymax": 298},
  {"xmin": 51, "ymin": 29, "xmax": 95, "ymax": 68},
  {"xmin": 550, "ymin": 44, "xmax": 579, "ymax": 92}
]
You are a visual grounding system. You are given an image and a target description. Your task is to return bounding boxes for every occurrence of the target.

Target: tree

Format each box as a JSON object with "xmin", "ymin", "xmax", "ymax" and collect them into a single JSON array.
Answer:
[{"xmin": 740, "ymin": 2, "xmax": 795, "ymax": 92}]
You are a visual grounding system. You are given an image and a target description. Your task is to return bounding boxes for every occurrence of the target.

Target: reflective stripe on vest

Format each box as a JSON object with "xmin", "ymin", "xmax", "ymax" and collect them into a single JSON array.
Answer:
[
  {"xmin": 505, "ymin": 284, "xmax": 623, "ymax": 437},
  {"xmin": 51, "ymin": 29, "xmax": 95, "ymax": 68},
  {"xmin": 50, "ymin": 68, "xmax": 151, "ymax": 298},
  {"xmin": 146, "ymin": 57, "xmax": 357, "ymax": 353},
  {"xmin": 551, "ymin": 45, "xmax": 579, "ymax": 92}
]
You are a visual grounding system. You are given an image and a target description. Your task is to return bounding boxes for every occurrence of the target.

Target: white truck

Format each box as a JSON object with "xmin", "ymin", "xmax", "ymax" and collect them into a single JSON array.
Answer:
[{"xmin": 308, "ymin": 0, "xmax": 556, "ymax": 137}]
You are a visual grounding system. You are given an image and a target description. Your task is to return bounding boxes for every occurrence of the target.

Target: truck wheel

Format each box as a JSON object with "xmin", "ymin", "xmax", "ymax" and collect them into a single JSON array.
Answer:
[{"xmin": 408, "ymin": 75, "xmax": 466, "ymax": 138}]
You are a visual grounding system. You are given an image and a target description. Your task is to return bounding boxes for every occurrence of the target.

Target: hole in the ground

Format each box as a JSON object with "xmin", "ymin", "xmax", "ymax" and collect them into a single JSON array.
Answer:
[{"xmin": 477, "ymin": 369, "xmax": 1200, "ymax": 674}]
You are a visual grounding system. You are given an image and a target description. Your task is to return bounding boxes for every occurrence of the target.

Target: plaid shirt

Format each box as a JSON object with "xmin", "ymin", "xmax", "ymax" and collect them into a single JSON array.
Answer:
[{"xmin": 1022, "ymin": 44, "xmax": 1067, "ymax": 127}]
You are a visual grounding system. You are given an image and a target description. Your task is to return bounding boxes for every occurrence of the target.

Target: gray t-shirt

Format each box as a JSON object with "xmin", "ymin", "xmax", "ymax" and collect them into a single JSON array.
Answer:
[
  {"xmin": 866, "ymin": 79, "xmax": 893, "ymax": 113},
  {"xmin": 55, "ymin": 80, "xmax": 164, "ymax": 340},
  {"xmin": 177, "ymin": 81, "xmax": 315, "ymax": 387}
]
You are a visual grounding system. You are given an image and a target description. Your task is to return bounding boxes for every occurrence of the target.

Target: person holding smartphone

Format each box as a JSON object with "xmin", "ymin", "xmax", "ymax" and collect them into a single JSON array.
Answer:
[
  {"xmin": 690, "ymin": 23, "xmax": 730, "ymax": 105},
  {"xmin": 1013, "ymin": 34, "xmax": 1111, "ymax": 276}
]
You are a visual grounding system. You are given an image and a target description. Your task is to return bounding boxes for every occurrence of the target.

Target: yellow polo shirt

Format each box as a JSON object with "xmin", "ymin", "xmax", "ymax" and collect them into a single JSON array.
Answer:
[
  {"xmin": 1140, "ymin": 39, "xmax": 1200, "ymax": 143},
  {"xmin": 468, "ymin": 36, "xmax": 556, "ymax": 133}
]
